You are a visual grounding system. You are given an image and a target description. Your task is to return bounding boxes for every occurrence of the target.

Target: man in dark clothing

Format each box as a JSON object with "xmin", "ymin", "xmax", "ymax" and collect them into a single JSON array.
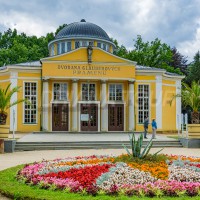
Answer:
[{"xmin": 143, "ymin": 116, "xmax": 149, "ymax": 139}]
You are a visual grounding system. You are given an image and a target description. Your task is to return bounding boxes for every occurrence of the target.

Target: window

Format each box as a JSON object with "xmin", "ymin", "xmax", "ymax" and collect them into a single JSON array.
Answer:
[
  {"xmin": 138, "ymin": 85, "xmax": 149, "ymax": 123},
  {"xmin": 51, "ymin": 45, "xmax": 54, "ymax": 56},
  {"xmin": 109, "ymin": 84, "xmax": 123, "ymax": 101},
  {"xmin": 82, "ymin": 83, "xmax": 95, "ymax": 101},
  {"xmin": 24, "ymin": 82, "xmax": 37, "ymax": 124},
  {"xmin": 57, "ymin": 42, "xmax": 61, "ymax": 54},
  {"xmin": 103, "ymin": 44, "xmax": 107, "ymax": 51},
  {"xmin": 53, "ymin": 83, "xmax": 67, "ymax": 101},
  {"xmin": 61, "ymin": 42, "xmax": 65, "ymax": 54},
  {"xmin": 75, "ymin": 41, "xmax": 80, "ymax": 49},
  {"xmin": 82, "ymin": 40, "xmax": 87, "ymax": 47},
  {"xmin": 89, "ymin": 41, "xmax": 94, "ymax": 46},
  {"xmin": 67, "ymin": 42, "xmax": 71, "ymax": 51},
  {"xmin": 97, "ymin": 42, "xmax": 101, "ymax": 48}
]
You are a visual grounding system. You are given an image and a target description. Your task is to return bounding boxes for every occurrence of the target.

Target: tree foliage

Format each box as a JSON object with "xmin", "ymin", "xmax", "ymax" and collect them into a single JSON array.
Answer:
[
  {"xmin": 0, "ymin": 28, "xmax": 54, "ymax": 66},
  {"xmin": 186, "ymin": 51, "xmax": 200, "ymax": 84},
  {"xmin": 114, "ymin": 35, "xmax": 185, "ymax": 74},
  {"xmin": 169, "ymin": 47, "xmax": 188, "ymax": 74}
]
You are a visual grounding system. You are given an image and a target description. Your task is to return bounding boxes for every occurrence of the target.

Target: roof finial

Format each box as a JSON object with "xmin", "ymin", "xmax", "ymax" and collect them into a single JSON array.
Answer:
[{"xmin": 80, "ymin": 19, "xmax": 86, "ymax": 22}]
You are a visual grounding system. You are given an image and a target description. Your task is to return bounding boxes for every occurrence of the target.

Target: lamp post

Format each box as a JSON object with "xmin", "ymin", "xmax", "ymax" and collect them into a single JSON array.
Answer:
[{"xmin": 87, "ymin": 45, "xmax": 93, "ymax": 63}]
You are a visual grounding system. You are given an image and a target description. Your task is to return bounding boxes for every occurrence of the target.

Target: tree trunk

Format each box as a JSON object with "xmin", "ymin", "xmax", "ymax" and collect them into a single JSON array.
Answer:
[
  {"xmin": 0, "ymin": 112, "xmax": 7, "ymax": 125},
  {"xmin": 191, "ymin": 111, "xmax": 200, "ymax": 124}
]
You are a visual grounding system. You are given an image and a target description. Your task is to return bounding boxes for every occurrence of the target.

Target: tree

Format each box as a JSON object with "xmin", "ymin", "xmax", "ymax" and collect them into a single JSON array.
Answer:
[
  {"xmin": 186, "ymin": 51, "xmax": 200, "ymax": 84},
  {"xmin": 170, "ymin": 47, "xmax": 188, "ymax": 75},
  {"xmin": 128, "ymin": 35, "xmax": 172, "ymax": 67},
  {"xmin": 112, "ymin": 39, "xmax": 128, "ymax": 58},
  {"xmin": 0, "ymin": 29, "xmax": 54, "ymax": 67},
  {"xmin": 0, "ymin": 83, "xmax": 26, "ymax": 125},
  {"xmin": 114, "ymin": 35, "xmax": 183, "ymax": 74}
]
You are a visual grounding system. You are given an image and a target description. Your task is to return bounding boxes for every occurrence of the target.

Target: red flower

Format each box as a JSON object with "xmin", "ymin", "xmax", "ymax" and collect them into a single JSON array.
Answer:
[{"xmin": 41, "ymin": 164, "xmax": 114, "ymax": 188}]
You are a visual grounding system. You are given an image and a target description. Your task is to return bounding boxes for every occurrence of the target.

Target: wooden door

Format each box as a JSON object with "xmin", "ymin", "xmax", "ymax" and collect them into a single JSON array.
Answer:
[
  {"xmin": 108, "ymin": 104, "xmax": 124, "ymax": 131},
  {"xmin": 81, "ymin": 104, "xmax": 98, "ymax": 131},
  {"xmin": 52, "ymin": 104, "xmax": 68, "ymax": 131}
]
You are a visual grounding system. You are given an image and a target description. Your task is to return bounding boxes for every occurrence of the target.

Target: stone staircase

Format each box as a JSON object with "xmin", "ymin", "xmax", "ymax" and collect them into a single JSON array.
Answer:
[{"xmin": 15, "ymin": 140, "xmax": 182, "ymax": 151}]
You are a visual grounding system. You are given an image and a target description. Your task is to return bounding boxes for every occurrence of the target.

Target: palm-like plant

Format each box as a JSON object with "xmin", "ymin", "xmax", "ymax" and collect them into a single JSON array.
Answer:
[
  {"xmin": 171, "ymin": 81, "xmax": 200, "ymax": 124},
  {"xmin": 0, "ymin": 83, "xmax": 26, "ymax": 125},
  {"xmin": 181, "ymin": 81, "xmax": 200, "ymax": 124}
]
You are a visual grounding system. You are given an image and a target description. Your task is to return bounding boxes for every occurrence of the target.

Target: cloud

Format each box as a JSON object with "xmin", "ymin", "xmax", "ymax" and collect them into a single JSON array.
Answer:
[
  {"xmin": 177, "ymin": 23, "xmax": 200, "ymax": 61},
  {"xmin": 0, "ymin": 0, "xmax": 200, "ymax": 61},
  {"xmin": 0, "ymin": 10, "xmax": 55, "ymax": 36}
]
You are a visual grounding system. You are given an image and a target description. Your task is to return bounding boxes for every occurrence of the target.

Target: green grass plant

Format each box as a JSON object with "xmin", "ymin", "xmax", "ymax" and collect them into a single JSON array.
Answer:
[{"xmin": 113, "ymin": 153, "xmax": 168, "ymax": 164}]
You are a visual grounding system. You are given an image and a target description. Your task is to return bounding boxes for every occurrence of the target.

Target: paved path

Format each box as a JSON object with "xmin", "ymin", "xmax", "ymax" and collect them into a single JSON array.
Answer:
[
  {"xmin": 17, "ymin": 132, "xmax": 177, "ymax": 142},
  {"xmin": 1, "ymin": 148, "xmax": 200, "ymax": 171}
]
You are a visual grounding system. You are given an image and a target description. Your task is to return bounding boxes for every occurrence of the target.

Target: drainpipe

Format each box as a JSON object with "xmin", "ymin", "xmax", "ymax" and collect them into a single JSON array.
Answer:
[{"xmin": 40, "ymin": 61, "xmax": 43, "ymax": 131}]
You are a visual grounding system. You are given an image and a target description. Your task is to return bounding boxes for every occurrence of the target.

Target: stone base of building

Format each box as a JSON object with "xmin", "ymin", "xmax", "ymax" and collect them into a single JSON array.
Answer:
[
  {"xmin": 4, "ymin": 139, "xmax": 16, "ymax": 153},
  {"xmin": 180, "ymin": 138, "xmax": 200, "ymax": 148}
]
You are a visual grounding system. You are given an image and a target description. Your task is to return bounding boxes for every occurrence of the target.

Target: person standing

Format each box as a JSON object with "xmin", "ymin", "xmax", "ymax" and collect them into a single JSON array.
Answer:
[
  {"xmin": 143, "ymin": 116, "xmax": 149, "ymax": 139},
  {"xmin": 151, "ymin": 118, "xmax": 157, "ymax": 139}
]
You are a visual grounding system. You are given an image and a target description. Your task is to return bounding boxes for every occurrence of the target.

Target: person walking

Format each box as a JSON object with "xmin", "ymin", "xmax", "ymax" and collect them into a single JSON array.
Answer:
[
  {"xmin": 143, "ymin": 116, "xmax": 149, "ymax": 139},
  {"xmin": 151, "ymin": 118, "xmax": 157, "ymax": 139}
]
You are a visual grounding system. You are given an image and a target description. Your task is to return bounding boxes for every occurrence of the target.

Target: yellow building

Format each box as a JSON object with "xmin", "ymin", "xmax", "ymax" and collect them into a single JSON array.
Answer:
[{"xmin": 0, "ymin": 19, "xmax": 184, "ymax": 133}]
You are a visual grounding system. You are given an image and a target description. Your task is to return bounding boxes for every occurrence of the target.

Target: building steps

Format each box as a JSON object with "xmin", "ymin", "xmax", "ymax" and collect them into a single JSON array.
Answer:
[{"xmin": 15, "ymin": 140, "xmax": 183, "ymax": 151}]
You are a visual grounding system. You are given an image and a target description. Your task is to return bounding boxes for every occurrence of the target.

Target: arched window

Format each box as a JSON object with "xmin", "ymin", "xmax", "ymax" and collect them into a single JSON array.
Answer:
[
  {"xmin": 67, "ymin": 41, "xmax": 71, "ymax": 52},
  {"xmin": 51, "ymin": 45, "xmax": 54, "ymax": 56},
  {"xmin": 61, "ymin": 42, "xmax": 65, "ymax": 54},
  {"xmin": 75, "ymin": 41, "xmax": 80, "ymax": 49}
]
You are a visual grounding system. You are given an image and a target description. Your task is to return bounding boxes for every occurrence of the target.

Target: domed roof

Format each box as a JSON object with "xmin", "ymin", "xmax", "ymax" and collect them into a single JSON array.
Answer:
[{"xmin": 55, "ymin": 19, "xmax": 111, "ymax": 41}]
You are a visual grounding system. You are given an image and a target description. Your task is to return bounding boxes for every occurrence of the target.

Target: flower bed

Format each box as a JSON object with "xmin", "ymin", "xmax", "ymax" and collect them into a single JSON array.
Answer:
[{"xmin": 17, "ymin": 154, "xmax": 200, "ymax": 197}]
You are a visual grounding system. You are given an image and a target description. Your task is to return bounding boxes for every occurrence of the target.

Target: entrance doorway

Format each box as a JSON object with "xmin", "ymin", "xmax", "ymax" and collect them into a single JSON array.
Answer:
[
  {"xmin": 80, "ymin": 104, "xmax": 98, "ymax": 131},
  {"xmin": 108, "ymin": 104, "xmax": 124, "ymax": 131},
  {"xmin": 52, "ymin": 104, "xmax": 69, "ymax": 131}
]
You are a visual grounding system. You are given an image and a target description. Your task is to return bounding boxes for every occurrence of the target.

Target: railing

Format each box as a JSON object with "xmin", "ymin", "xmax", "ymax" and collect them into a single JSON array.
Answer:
[{"xmin": 178, "ymin": 114, "xmax": 188, "ymax": 139}]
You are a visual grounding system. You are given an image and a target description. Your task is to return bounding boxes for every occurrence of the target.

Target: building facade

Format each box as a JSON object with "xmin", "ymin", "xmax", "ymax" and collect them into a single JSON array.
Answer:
[{"xmin": 0, "ymin": 20, "xmax": 184, "ymax": 133}]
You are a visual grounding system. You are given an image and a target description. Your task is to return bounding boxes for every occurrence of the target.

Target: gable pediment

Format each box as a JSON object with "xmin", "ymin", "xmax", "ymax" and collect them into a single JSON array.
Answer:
[{"xmin": 41, "ymin": 47, "xmax": 136, "ymax": 65}]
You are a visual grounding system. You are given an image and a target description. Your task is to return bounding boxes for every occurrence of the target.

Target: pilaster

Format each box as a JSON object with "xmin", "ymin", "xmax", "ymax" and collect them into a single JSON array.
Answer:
[
  {"xmin": 156, "ymin": 75, "xmax": 162, "ymax": 129},
  {"xmin": 72, "ymin": 79, "xmax": 78, "ymax": 131},
  {"xmin": 42, "ymin": 79, "xmax": 49, "ymax": 131},
  {"xmin": 101, "ymin": 79, "xmax": 108, "ymax": 131},
  {"xmin": 176, "ymin": 80, "xmax": 182, "ymax": 129},
  {"xmin": 128, "ymin": 80, "xmax": 135, "ymax": 131},
  {"xmin": 10, "ymin": 71, "xmax": 18, "ymax": 131}
]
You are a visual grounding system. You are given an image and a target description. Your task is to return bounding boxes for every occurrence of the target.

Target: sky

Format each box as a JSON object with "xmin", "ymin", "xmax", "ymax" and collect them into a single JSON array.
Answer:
[{"xmin": 0, "ymin": 0, "xmax": 200, "ymax": 62}]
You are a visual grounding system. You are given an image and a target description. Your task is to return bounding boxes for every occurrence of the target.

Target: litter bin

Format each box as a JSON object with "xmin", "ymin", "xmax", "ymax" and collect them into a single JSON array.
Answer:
[{"xmin": 0, "ymin": 139, "xmax": 4, "ymax": 153}]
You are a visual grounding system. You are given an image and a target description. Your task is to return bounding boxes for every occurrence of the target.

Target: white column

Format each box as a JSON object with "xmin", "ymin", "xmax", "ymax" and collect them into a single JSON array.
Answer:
[
  {"xmin": 129, "ymin": 81, "xmax": 135, "ymax": 131},
  {"xmin": 156, "ymin": 75, "xmax": 162, "ymax": 129},
  {"xmin": 72, "ymin": 79, "xmax": 78, "ymax": 131},
  {"xmin": 10, "ymin": 72, "xmax": 18, "ymax": 131},
  {"xmin": 42, "ymin": 79, "xmax": 49, "ymax": 131},
  {"xmin": 176, "ymin": 80, "xmax": 182, "ymax": 129},
  {"xmin": 101, "ymin": 80, "xmax": 108, "ymax": 131}
]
